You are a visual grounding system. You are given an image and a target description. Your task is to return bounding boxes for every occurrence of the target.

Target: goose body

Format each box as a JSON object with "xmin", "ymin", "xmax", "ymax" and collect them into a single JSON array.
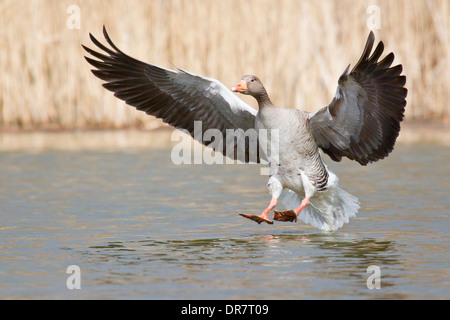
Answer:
[
  {"xmin": 83, "ymin": 27, "xmax": 407, "ymax": 232},
  {"xmin": 248, "ymin": 86, "xmax": 357, "ymax": 231}
]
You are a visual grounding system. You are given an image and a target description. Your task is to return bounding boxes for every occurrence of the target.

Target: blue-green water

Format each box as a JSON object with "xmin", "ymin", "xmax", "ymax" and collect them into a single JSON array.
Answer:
[{"xmin": 0, "ymin": 143, "xmax": 448, "ymax": 299}]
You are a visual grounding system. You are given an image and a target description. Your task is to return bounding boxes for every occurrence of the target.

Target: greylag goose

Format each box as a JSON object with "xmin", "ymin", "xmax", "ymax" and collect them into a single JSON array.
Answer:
[{"xmin": 83, "ymin": 27, "xmax": 407, "ymax": 232}]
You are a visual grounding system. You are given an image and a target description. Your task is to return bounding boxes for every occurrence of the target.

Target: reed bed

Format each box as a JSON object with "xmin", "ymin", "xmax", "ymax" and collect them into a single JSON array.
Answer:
[{"xmin": 0, "ymin": 0, "xmax": 448, "ymax": 130}]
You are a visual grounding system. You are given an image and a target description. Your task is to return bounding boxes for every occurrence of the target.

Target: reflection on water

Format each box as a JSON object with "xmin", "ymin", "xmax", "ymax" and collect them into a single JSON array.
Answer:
[
  {"xmin": 0, "ymin": 143, "xmax": 449, "ymax": 299},
  {"xmin": 82, "ymin": 233, "xmax": 403, "ymax": 299}
]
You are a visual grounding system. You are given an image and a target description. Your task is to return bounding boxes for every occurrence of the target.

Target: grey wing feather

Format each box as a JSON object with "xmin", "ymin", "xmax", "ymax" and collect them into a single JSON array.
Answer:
[
  {"xmin": 309, "ymin": 31, "xmax": 407, "ymax": 165},
  {"xmin": 83, "ymin": 26, "xmax": 261, "ymax": 163}
]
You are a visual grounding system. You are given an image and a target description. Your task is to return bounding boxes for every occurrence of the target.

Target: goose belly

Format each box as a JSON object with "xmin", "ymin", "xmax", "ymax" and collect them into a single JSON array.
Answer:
[
  {"xmin": 270, "ymin": 152, "xmax": 335, "ymax": 197},
  {"xmin": 270, "ymin": 159, "xmax": 306, "ymax": 195}
]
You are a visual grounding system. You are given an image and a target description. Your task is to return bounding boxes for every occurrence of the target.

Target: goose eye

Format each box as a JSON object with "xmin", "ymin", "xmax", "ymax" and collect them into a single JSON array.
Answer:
[{"xmin": 251, "ymin": 79, "xmax": 255, "ymax": 83}]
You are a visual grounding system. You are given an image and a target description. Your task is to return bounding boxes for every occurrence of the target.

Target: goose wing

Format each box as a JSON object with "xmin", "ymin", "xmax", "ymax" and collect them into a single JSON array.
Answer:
[
  {"xmin": 83, "ymin": 27, "xmax": 261, "ymax": 163},
  {"xmin": 309, "ymin": 31, "xmax": 407, "ymax": 165}
]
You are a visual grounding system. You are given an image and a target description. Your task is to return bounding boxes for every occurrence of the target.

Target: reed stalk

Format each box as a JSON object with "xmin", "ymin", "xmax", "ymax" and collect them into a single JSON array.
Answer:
[{"xmin": 0, "ymin": 0, "xmax": 448, "ymax": 130}]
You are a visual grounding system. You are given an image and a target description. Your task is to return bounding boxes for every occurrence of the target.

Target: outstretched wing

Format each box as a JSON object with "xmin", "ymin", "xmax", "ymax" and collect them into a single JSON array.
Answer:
[
  {"xmin": 309, "ymin": 31, "xmax": 407, "ymax": 165},
  {"xmin": 83, "ymin": 26, "xmax": 262, "ymax": 163}
]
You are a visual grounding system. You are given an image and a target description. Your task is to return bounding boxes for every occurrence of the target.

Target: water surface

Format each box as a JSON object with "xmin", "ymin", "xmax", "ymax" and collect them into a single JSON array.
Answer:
[{"xmin": 0, "ymin": 143, "xmax": 448, "ymax": 299}]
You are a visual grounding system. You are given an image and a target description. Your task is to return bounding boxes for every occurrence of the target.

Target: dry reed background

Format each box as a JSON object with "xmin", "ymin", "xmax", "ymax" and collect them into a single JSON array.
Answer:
[{"xmin": 0, "ymin": 0, "xmax": 449, "ymax": 130}]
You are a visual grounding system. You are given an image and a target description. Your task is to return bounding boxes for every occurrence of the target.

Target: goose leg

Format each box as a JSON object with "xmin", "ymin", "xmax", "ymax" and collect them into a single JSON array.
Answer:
[
  {"xmin": 294, "ymin": 197, "xmax": 310, "ymax": 215},
  {"xmin": 273, "ymin": 197, "xmax": 310, "ymax": 222},
  {"xmin": 239, "ymin": 197, "xmax": 277, "ymax": 225}
]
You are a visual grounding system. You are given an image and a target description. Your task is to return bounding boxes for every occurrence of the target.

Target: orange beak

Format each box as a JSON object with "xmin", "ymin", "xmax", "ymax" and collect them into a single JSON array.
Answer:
[{"xmin": 232, "ymin": 80, "xmax": 248, "ymax": 92}]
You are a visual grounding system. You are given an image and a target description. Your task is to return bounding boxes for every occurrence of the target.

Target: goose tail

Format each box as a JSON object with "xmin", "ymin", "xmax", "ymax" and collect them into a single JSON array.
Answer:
[{"xmin": 279, "ymin": 186, "xmax": 360, "ymax": 232}]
